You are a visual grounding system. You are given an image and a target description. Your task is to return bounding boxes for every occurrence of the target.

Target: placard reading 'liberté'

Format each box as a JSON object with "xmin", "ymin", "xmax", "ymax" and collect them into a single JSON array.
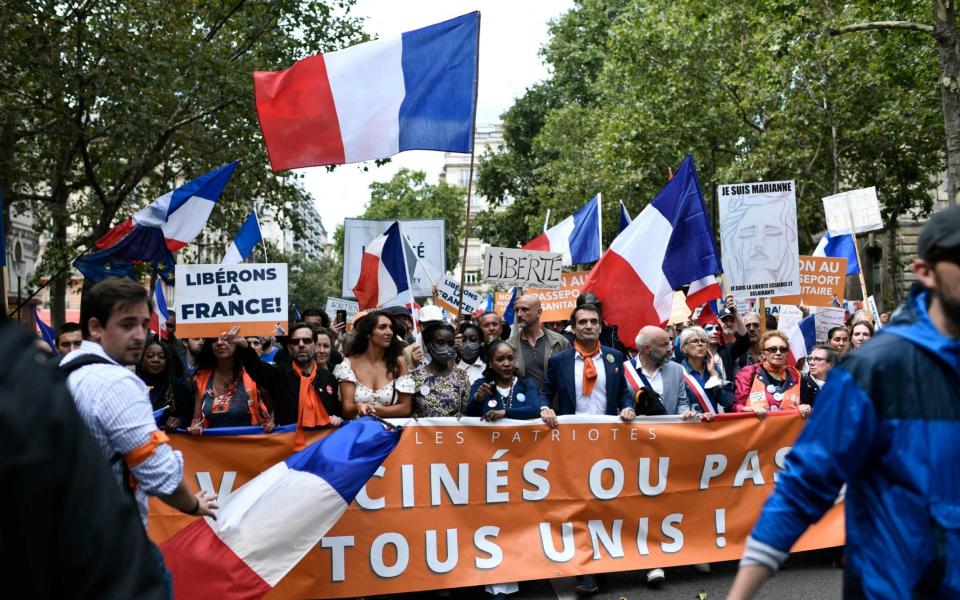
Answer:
[
  {"xmin": 176, "ymin": 263, "xmax": 288, "ymax": 338},
  {"xmin": 483, "ymin": 247, "xmax": 563, "ymax": 289}
]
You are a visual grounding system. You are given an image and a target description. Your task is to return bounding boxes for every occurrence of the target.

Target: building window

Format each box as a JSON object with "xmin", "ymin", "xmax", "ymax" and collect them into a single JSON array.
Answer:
[
  {"xmin": 465, "ymin": 271, "xmax": 480, "ymax": 285},
  {"xmin": 458, "ymin": 169, "xmax": 471, "ymax": 188}
]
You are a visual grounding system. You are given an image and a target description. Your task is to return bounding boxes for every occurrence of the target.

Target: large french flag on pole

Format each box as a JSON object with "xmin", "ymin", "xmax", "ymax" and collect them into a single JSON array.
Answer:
[
  {"xmin": 149, "ymin": 280, "xmax": 169, "ymax": 340},
  {"xmin": 222, "ymin": 212, "xmax": 263, "ymax": 265},
  {"xmin": 352, "ymin": 222, "xmax": 411, "ymax": 310},
  {"xmin": 254, "ymin": 12, "xmax": 479, "ymax": 172},
  {"xmin": 76, "ymin": 163, "xmax": 238, "ymax": 282},
  {"xmin": 523, "ymin": 194, "xmax": 602, "ymax": 266},
  {"xmin": 161, "ymin": 417, "xmax": 401, "ymax": 600},
  {"xmin": 582, "ymin": 155, "xmax": 722, "ymax": 349}
]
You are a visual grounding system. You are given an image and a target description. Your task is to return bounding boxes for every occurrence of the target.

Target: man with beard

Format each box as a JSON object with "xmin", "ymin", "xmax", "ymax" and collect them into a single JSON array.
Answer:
[
  {"xmin": 508, "ymin": 294, "xmax": 569, "ymax": 391},
  {"xmin": 230, "ymin": 323, "xmax": 342, "ymax": 441},
  {"xmin": 735, "ymin": 312, "xmax": 764, "ymax": 373},
  {"xmin": 730, "ymin": 206, "xmax": 960, "ymax": 598}
]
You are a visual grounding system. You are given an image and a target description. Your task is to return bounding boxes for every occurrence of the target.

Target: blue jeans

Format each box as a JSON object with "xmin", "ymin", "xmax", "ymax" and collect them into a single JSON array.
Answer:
[{"xmin": 148, "ymin": 540, "xmax": 174, "ymax": 600}]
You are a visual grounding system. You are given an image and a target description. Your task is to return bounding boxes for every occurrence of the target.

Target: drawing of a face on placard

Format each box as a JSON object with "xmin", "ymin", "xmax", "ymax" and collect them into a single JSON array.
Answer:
[{"xmin": 719, "ymin": 183, "xmax": 799, "ymax": 298}]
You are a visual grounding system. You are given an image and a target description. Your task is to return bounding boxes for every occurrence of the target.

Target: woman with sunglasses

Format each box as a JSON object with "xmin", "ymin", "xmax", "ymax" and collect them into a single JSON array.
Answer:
[{"xmin": 734, "ymin": 331, "xmax": 811, "ymax": 419}]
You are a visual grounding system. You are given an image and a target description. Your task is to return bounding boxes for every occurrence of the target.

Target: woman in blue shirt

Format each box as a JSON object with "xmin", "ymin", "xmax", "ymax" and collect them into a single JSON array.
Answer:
[{"xmin": 468, "ymin": 340, "xmax": 540, "ymax": 420}]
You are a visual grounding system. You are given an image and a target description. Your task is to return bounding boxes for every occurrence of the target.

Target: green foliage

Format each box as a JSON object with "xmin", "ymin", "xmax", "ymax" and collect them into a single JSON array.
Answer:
[
  {"xmin": 269, "ymin": 248, "xmax": 342, "ymax": 311},
  {"xmin": 0, "ymin": 0, "xmax": 366, "ymax": 321},
  {"xmin": 339, "ymin": 168, "xmax": 466, "ymax": 272},
  {"xmin": 477, "ymin": 0, "xmax": 943, "ymax": 254}
]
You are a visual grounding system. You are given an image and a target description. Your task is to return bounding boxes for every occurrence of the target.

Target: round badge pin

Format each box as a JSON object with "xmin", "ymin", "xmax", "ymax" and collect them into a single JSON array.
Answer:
[
  {"xmin": 606, "ymin": 354, "xmax": 615, "ymax": 363},
  {"xmin": 766, "ymin": 384, "xmax": 777, "ymax": 393},
  {"xmin": 326, "ymin": 385, "xmax": 333, "ymax": 395},
  {"xmin": 516, "ymin": 393, "xmax": 526, "ymax": 403},
  {"xmin": 420, "ymin": 385, "xmax": 430, "ymax": 397},
  {"xmin": 487, "ymin": 400, "xmax": 498, "ymax": 408},
  {"xmin": 773, "ymin": 392, "xmax": 784, "ymax": 402}
]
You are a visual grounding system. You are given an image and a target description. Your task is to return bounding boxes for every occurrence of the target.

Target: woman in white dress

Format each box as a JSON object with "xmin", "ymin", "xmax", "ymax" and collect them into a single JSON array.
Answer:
[{"xmin": 335, "ymin": 310, "xmax": 414, "ymax": 418}]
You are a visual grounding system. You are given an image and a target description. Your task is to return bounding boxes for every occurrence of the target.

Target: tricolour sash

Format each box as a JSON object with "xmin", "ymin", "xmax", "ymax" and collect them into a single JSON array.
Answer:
[{"xmin": 683, "ymin": 371, "xmax": 717, "ymax": 414}]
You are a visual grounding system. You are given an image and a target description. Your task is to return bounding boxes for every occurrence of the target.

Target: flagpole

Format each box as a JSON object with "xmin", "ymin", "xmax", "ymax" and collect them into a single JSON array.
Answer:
[
  {"xmin": 456, "ymin": 12, "xmax": 482, "ymax": 317},
  {"xmin": 597, "ymin": 192, "xmax": 604, "ymax": 254},
  {"xmin": 543, "ymin": 209, "xmax": 551, "ymax": 233},
  {"xmin": 844, "ymin": 198, "xmax": 871, "ymax": 322},
  {"xmin": 254, "ymin": 211, "xmax": 269, "ymax": 262},
  {"xmin": 398, "ymin": 225, "xmax": 419, "ymax": 334}
]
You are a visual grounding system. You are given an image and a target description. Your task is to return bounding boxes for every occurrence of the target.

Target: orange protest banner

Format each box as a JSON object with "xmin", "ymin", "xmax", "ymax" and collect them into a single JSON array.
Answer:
[
  {"xmin": 493, "ymin": 272, "xmax": 587, "ymax": 322},
  {"xmin": 772, "ymin": 256, "xmax": 847, "ymax": 307},
  {"xmin": 149, "ymin": 415, "xmax": 842, "ymax": 598}
]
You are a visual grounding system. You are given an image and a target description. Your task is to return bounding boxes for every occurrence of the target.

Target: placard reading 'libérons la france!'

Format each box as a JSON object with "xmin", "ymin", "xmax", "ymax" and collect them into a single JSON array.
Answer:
[{"xmin": 175, "ymin": 263, "xmax": 288, "ymax": 337}]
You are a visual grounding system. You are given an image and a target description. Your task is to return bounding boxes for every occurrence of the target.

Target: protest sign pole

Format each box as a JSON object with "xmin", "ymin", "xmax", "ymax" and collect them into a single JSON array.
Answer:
[
  {"xmin": 844, "ymin": 199, "xmax": 871, "ymax": 320},
  {"xmin": 543, "ymin": 209, "xmax": 551, "ymax": 233},
  {"xmin": 759, "ymin": 298, "xmax": 767, "ymax": 337},
  {"xmin": 456, "ymin": 12, "xmax": 482, "ymax": 316},
  {"xmin": 254, "ymin": 211, "xmax": 269, "ymax": 262}
]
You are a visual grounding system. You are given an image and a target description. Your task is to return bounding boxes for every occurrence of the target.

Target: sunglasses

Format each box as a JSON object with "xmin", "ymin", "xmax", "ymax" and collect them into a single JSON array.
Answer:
[
  {"xmin": 764, "ymin": 345, "xmax": 788, "ymax": 354},
  {"xmin": 289, "ymin": 338, "xmax": 313, "ymax": 346}
]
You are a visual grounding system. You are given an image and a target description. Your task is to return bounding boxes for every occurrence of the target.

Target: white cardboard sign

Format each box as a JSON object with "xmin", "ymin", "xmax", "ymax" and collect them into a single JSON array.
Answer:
[
  {"xmin": 823, "ymin": 187, "xmax": 883, "ymax": 236},
  {"xmin": 482, "ymin": 247, "xmax": 563, "ymax": 289},
  {"xmin": 176, "ymin": 263, "xmax": 288, "ymax": 337}
]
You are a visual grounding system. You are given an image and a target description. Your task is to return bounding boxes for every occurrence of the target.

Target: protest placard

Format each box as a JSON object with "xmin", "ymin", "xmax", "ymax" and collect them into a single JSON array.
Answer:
[
  {"xmin": 866, "ymin": 295, "xmax": 880, "ymax": 324},
  {"xmin": 775, "ymin": 305, "xmax": 805, "ymax": 333},
  {"xmin": 771, "ymin": 256, "xmax": 847, "ymax": 307},
  {"xmin": 342, "ymin": 219, "xmax": 445, "ymax": 298},
  {"xmin": 434, "ymin": 276, "xmax": 483, "ymax": 316},
  {"xmin": 823, "ymin": 187, "xmax": 883, "ymax": 236},
  {"xmin": 175, "ymin": 263, "xmax": 288, "ymax": 337},
  {"xmin": 815, "ymin": 307, "xmax": 846, "ymax": 342},
  {"xmin": 718, "ymin": 180, "xmax": 800, "ymax": 299},
  {"xmin": 149, "ymin": 416, "xmax": 843, "ymax": 598},
  {"xmin": 483, "ymin": 247, "xmax": 563, "ymax": 289},
  {"xmin": 668, "ymin": 290, "xmax": 691, "ymax": 325},
  {"xmin": 325, "ymin": 297, "xmax": 360, "ymax": 324}
]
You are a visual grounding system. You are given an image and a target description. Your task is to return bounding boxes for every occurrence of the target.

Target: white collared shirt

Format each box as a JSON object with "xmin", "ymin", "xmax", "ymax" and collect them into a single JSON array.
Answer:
[
  {"xmin": 575, "ymin": 349, "xmax": 608, "ymax": 415},
  {"xmin": 640, "ymin": 364, "xmax": 664, "ymax": 396},
  {"xmin": 457, "ymin": 359, "xmax": 485, "ymax": 386}
]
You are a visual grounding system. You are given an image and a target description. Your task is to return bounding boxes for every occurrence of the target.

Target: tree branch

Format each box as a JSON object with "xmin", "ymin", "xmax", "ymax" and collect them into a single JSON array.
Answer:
[
  {"xmin": 828, "ymin": 21, "xmax": 934, "ymax": 37},
  {"xmin": 205, "ymin": 0, "xmax": 247, "ymax": 42}
]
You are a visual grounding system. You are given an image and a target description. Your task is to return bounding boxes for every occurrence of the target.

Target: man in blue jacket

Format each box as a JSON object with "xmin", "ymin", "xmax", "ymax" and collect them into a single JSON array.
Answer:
[
  {"xmin": 729, "ymin": 205, "xmax": 960, "ymax": 599},
  {"xmin": 537, "ymin": 303, "xmax": 634, "ymax": 597}
]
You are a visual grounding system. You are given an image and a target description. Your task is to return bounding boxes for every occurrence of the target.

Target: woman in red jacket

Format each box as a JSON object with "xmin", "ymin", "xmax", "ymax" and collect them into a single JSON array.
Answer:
[{"xmin": 734, "ymin": 331, "xmax": 811, "ymax": 419}]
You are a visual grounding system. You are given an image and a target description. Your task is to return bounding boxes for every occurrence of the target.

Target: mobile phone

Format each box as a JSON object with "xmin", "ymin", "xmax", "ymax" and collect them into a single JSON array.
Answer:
[{"xmin": 335, "ymin": 309, "xmax": 347, "ymax": 326}]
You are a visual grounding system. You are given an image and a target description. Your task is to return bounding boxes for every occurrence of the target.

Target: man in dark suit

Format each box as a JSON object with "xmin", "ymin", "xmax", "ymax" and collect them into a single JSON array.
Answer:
[{"xmin": 537, "ymin": 303, "xmax": 634, "ymax": 596}]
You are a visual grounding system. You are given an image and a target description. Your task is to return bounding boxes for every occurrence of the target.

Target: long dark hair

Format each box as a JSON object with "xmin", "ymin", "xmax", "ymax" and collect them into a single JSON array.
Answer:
[
  {"xmin": 136, "ymin": 336, "xmax": 183, "ymax": 408},
  {"xmin": 195, "ymin": 337, "xmax": 241, "ymax": 375},
  {"xmin": 348, "ymin": 310, "xmax": 405, "ymax": 377}
]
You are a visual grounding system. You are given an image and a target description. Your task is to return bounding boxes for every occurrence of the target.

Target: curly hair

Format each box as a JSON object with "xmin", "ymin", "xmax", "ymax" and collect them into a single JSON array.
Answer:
[
  {"xmin": 136, "ymin": 336, "xmax": 183, "ymax": 410},
  {"xmin": 348, "ymin": 310, "xmax": 405, "ymax": 377}
]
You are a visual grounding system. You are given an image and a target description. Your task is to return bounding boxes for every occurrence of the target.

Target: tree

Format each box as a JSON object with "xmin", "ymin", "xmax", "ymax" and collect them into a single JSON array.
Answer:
[
  {"xmin": 476, "ymin": 0, "xmax": 942, "ymax": 303},
  {"xmin": 269, "ymin": 249, "xmax": 342, "ymax": 312},
  {"xmin": 335, "ymin": 168, "xmax": 467, "ymax": 272},
  {"xmin": 0, "ymin": 1, "xmax": 366, "ymax": 326}
]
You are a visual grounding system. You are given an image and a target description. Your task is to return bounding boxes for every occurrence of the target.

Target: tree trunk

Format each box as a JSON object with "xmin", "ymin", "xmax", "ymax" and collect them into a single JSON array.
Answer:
[{"xmin": 935, "ymin": 0, "xmax": 960, "ymax": 204}]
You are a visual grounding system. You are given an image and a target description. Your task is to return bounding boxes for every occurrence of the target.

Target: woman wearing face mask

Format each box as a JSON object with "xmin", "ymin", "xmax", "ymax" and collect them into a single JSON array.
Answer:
[
  {"xmin": 457, "ymin": 323, "xmax": 486, "ymax": 385},
  {"xmin": 733, "ymin": 331, "xmax": 809, "ymax": 419},
  {"xmin": 410, "ymin": 321, "xmax": 470, "ymax": 417},
  {"xmin": 468, "ymin": 340, "xmax": 541, "ymax": 421},
  {"xmin": 850, "ymin": 320, "xmax": 874, "ymax": 350}
]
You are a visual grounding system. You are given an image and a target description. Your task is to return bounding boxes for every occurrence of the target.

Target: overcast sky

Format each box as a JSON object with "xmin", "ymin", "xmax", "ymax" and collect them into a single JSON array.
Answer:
[{"xmin": 298, "ymin": 0, "xmax": 574, "ymax": 233}]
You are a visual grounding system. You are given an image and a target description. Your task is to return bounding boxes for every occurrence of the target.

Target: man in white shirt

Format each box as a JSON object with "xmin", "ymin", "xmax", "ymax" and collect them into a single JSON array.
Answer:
[{"xmin": 61, "ymin": 278, "xmax": 218, "ymax": 597}]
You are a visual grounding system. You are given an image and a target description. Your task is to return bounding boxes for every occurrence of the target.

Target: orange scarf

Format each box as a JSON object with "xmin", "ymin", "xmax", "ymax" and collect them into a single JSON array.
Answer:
[
  {"xmin": 292, "ymin": 362, "xmax": 330, "ymax": 450},
  {"xmin": 574, "ymin": 340, "xmax": 600, "ymax": 396}
]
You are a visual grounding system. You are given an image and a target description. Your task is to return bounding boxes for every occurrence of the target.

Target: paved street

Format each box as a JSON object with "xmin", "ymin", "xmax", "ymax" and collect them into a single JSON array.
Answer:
[{"xmin": 392, "ymin": 551, "xmax": 842, "ymax": 600}]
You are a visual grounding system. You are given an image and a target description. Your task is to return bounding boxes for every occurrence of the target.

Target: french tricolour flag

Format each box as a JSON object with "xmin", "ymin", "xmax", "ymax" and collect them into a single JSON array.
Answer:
[
  {"xmin": 813, "ymin": 231, "xmax": 860, "ymax": 276},
  {"xmin": 618, "ymin": 200, "xmax": 632, "ymax": 233},
  {"xmin": 582, "ymin": 155, "xmax": 722, "ymax": 349},
  {"xmin": 254, "ymin": 12, "xmax": 479, "ymax": 172},
  {"xmin": 162, "ymin": 418, "xmax": 400, "ymax": 600},
  {"xmin": 524, "ymin": 194, "xmax": 602, "ymax": 266},
  {"xmin": 222, "ymin": 212, "xmax": 263, "ymax": 265},
  {"xmin": 786, "ymin": 314, "xmax": 817, "ymax": 367},
  {"xmin": 352, "ymin": 222, "xmax": 411, "ymax": 310},
  {"xmin": 77, "ymin": 163, "xmax": 238, "ymax": 283},
  {"xmin": 149, "ymin": 281, "xmax": 169, "ymax": 340}
]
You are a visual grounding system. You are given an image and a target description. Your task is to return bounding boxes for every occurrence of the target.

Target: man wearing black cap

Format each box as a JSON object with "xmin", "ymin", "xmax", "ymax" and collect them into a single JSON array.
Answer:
[{"xmin": 729, "ymin": 205, "xmax": 960, "ymax": 598}]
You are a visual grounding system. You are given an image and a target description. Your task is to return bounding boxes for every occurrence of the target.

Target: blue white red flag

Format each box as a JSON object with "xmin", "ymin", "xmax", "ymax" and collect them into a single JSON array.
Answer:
[
  {"xmin": 352, "ymin": 222, "xmax": 410, "ymax": 310},
  {"xmin": 813, "ymin": 231, "xmax": 860, "ymax": 276},
  {"xmin": 222, "ymin": 212, "xmax": 263, "ymax": 265},
  {"xmin": 502, "ymin": 287, "xmax": 519, "ymax": 326},
  {"xmin": 149, "ymin": 280, "xmax": 169, "ymax": 340},
  {"xmin": 291, "ymin": 304, "xmax": 302, "ymax": 322},
  {"xmin": 75, "ymin": 162, "xmax": 238, "ymax": 282},
  {"xmin": 254, "ymin": 12, "xmax": 479, "ymax": 172},
  {"xmin": 524, "ymin": 194, "xmax": 602, "ymax": 266},
  {"xmin": 161, "ymin": 417, "xmax": 401, "ymax": 600},
  {"xmin": 787, "ymin": 314, "xmax": 817, "ymax": 366},
  {"xmin": 582, "ymin": 154, "xmax": 722, "ymax": 349},
  {"xmin": 35, "ymin": 313, "xmax": 58, "ymax": 355},
  {"xmin": 618, "ymin": 200, "xmax": 632, "ymax": 233}
]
